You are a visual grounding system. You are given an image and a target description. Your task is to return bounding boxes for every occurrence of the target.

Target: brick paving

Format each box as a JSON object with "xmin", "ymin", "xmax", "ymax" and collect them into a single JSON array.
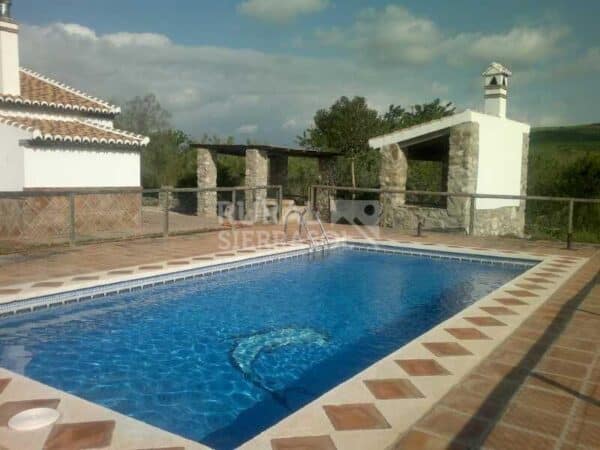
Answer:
[
  {"xmin": 0, "ymin": 225, "xmax": 598, "ymax": 449},
  {"xmin": 391, "ymin": 252, "xmax": 600, "ymax": 450}
]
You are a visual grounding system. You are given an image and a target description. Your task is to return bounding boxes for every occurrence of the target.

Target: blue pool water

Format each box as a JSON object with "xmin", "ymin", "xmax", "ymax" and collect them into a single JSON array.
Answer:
[{"xmin": 0, "ymin": 248, "xmax": 527, "ymax": 448}]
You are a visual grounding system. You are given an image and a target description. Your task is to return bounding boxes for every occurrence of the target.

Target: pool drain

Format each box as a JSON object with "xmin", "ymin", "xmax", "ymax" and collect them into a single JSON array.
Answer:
[{"xmin": 8, "ymin": 408, "xmax": 60, "ymax": 431}]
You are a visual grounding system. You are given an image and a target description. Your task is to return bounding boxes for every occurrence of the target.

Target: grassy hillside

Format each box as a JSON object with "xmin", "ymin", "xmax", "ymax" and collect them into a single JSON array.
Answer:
[{"xmin": 526, "ymin": 123, "xmax": 600, "ymax": 242}]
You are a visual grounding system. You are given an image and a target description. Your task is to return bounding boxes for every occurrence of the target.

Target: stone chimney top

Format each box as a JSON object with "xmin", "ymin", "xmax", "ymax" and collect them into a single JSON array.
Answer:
[
  {"xmin": 482, "ymin": 62, "xmax": 511, "ymax": 119},
  {"xmin": 0, "ymin": 0, "xmax": 12, "ymax": 20}
]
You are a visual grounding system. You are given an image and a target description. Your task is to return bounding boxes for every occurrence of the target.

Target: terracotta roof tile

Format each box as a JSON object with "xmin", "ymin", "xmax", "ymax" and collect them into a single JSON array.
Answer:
[
  {"xmin": 0, "ymin": 68, "xmax": 118, "ymax": 115},
  {"xmin": 0, "ymin": 115, "xmax": 149, "ymax": 147}
]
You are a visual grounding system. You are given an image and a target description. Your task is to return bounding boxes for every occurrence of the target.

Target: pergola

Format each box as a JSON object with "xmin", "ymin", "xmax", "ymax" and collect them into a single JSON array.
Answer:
[{"xmin": 190, "ymin": 144, "xmax": 339, "ymax": 222}]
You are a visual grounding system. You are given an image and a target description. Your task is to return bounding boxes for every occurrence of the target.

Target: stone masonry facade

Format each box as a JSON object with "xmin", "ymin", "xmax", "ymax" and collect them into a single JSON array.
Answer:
[
  {"xmin": 245, "ymin": 149, "xmax": 269, "ymax": 223},
  {"xmin": 196, "ymin": 148, "xmax": 218, "ymax": 219},
  {"xmin": 0, "ymin": 191, "xmax": 141, "ymax": 243},
  {"xmin": 379, "ymin": 123, "xmax": 529, "ymax": 237}
]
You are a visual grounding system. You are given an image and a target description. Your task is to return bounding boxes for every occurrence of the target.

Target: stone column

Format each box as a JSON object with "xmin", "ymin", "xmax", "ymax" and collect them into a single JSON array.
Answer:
[
  {"xmin": 197, "ymin": 148, "xmax": 218, "ymax": 219},
  {"xmin": 447, "ymin": 123, "xmax": 479, "ymax": 229},
  {"xmin": 245, "ymin": 149, "xmax": 269, "ymax": 223},
  {"xmin": 379, "ymin": 143, "xmax": 408, "ymax": 228},
  {"xmin": 316, "ymin": 157, "xmax": 336, "ymax": 222}
]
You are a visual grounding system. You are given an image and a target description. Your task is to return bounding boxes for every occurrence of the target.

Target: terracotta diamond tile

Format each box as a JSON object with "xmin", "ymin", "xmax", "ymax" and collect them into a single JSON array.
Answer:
[
  {"xmin": 0, "ymin": 288, "xmax": 21, "ymax": 295},
  {"xmin": 44, "ymin": 420, "xmax": 115, "ymax": 450},
  {"xmin": 445, "ymin": 328, "xmax": 491, "ymax": 340},
  {"xmin": 515, "ymin": 283, "xmax": 546, "ymax": 291},
  {"xmin": 216, "ymin": 252, "xmax": 236, "ymax": 257},
  {"xmin": 541, "ymin": 268, "xmax": 567, "ymax": 274},
  {"xmin": 0, "ymin": 399, "xmax": 60, "ymax": 426},
  {"xmin": 139, "ymin": 265, "xmax": 163, "ymax": 270},
  {"xmin": 524, "ymin": 277, "xmax": 552, "ymax": 284},
  {"xmin": 271, "ymin": 435, "xmax": 337, "ymax": 450},
  {"xmin": 535, "ymin": 272, "xmax": 561, "ymax": 279},
  {"xmin": 465, "ymin": 316, "xmax": 507, "ymax": 327},
  {"xmin": 364, "ymin": 378, "xmax": 425, "ymax": 399},
  {"xmin": 108, "ymin": 270, "xmax": 133, "ymax": 275},
  {"xmin": 494, "ymin": 298, "xmax": 527, "ymax": 306},
  {"xmin": 423, "ymin": 342, "xmax": 473, "ymax": 357},
  {"xmin": 396, "ymin": 359, "xmax": 451, "ymax": 376},
  {"xmin": 505, "ymin": 290, "xmax": 539, "ymax": 298},
  {"xmin": 0, "ymin": 379, "xmax": 10, "ymax": 395},
  {"xmin": 480, "ymin": 306, "xmax": 518, "ymax": 316},
  {"xmin": 167, "ymin": 261, "xmax": 190, "ymax": 265},
  {"xmin": 32, "ymin": 281, "xmax": 64, "ymax": 288},
  {"xmin": 72, "ymin": 276, "xmax": 100, "ymax": 281},
  {"xmin": 323, "ymin": 403, "xmax": 390, "ymax": 430}
]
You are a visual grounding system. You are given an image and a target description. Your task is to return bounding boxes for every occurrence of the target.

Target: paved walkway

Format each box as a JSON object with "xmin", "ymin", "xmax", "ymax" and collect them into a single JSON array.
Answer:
[
  {"xmin": 392, "ymin": 252, "xmax": 600, "ymax": 450},
  {"xmin": 0, "ymin": 226, "xmax": 599, "ymax": 450}
]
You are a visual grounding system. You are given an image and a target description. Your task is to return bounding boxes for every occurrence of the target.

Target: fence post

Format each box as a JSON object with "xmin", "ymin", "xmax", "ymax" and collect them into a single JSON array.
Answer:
[
  {"xmin": 469, "ymin": 195, "xmax": 476, "ymax": 236},
  {"xmin": 567, "ymin": 199, "xmax": 574, "ymax": 250},
  {"xmin": 68, "ymin": 192, "xmax": 76, "ymax": 246},
  {"xmin": 162, "ymin": 187, "xmax": 170, "ymax": 237},
  {"xmin": 231, "ymin": 189, "xmax": 237, "ymax": 229},
  {"xmin": 277, "ymin": 186, "xmax": 283, "ymax": 224}
]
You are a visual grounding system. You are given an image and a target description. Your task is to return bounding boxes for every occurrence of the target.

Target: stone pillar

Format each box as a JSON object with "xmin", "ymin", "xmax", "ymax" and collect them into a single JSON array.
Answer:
[
  {"xmin": 447, "ymin": 123, "xmax": 479, "ymax": 229},
  {"xmin": 316, "ymin": 157, "xmax": 336, "ymax": 222},
  {"xmin": 197, "ymin": 148, "xmax": 218, "ymax": 219},
  {"xmin": 379, "ymin": 143, "xmax": 408, "ymax": 228},
  {"xmin": 268, "ymin": 154, "xmax": 288, "ymax": 191},
  {"xmin": 245, "ymin": 149, "xmax": 269, "ymax": 223}
]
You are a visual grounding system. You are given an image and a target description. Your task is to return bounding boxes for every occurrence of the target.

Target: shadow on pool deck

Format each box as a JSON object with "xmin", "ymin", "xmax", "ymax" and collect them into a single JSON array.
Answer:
[{"xmin": 392, "ymin": 254, "xmax": 600, "ymax": 450}]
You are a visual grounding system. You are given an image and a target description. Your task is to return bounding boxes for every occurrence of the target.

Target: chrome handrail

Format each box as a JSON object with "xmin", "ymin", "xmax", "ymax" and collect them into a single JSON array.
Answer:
[
  {"xmin": 313, "ymin": 209, "xmax": 330, "ymax": 245},
  {"xmin": 284, "ymin": 209, "xmax": 315, "ymax": 248}
]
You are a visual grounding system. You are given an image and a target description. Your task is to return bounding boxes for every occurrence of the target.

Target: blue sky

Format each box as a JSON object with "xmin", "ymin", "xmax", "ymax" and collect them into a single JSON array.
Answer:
[{"xmin": 14, "ymin": 0, "xmax": 600, "ymax": 144}]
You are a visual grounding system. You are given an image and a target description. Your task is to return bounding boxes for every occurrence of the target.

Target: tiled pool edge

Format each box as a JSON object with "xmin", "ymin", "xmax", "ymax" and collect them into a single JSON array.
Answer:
[
  {"xmin": 0, "ymin": 238, "xmax": 589, "ymax": 450},
  {"xmin": 0, "ymin": 238, "xmax": 537, "ymax": 317},
  {"xmin": 239, "ymin": 243, "xmax": 589, "ymax": 450}
]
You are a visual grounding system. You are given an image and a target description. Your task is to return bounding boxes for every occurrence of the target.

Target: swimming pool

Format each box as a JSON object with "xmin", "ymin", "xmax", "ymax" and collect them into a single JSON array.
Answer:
[{"xmin": 0, "ymin": 246, "xmax": 530, "ymax": 449}]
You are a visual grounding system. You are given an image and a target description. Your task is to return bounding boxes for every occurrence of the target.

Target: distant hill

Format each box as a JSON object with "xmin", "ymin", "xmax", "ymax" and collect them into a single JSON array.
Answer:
[{"xmin": 530, "ymin": 123, "xmax": 600, "ymax": 158}]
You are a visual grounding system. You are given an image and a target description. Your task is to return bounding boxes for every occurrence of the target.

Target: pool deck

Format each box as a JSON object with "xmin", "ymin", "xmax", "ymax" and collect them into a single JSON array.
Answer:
[{"xmin": 0, "ymin": 225, "xmax": 598, "ymax": 450}]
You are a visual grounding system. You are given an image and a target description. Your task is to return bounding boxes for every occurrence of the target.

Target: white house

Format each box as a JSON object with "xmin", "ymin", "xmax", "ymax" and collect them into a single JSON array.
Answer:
[
  {"xmin": 0, "ymin": 0, "xmax": 148, "ymax": 192},
  {"xmin": 0, "ymin": 0, "xmax": 149, "ymax": 240},
  {"xmin": 369, "ymin": 62, "xmax": 530, "ymax": 237}
]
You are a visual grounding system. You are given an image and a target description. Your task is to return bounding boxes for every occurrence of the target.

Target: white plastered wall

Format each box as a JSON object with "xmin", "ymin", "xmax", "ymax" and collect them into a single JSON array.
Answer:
[
  {"xmin": 23, "ymin": 146, "xmax": 141, "ymax": 189},
  {"xmin": 0, "ymin": 122, "xmax": 26, "ymax": 191},
  {"xmin": 472, "ymin": 111, "xmax": 530, "ymax": 209}
]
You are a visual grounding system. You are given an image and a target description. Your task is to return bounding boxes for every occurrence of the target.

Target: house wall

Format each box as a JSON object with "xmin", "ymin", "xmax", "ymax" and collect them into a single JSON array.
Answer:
[
  {"xmin": 23, "ymin": 146, "xmax": 141, "ymax": 189},
  {"xmin": 0, "ymin": 122, "xmax": 26, "ymax": 191},
  {"xmin": 474, "ymin": 112, "xmax": 530, "ymax": 209}
]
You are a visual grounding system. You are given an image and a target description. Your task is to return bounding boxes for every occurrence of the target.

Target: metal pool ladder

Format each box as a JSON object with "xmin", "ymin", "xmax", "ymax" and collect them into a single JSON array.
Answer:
[{"xmin": 283, "ymin": 208, "xmax": 330, "ymax": 250}]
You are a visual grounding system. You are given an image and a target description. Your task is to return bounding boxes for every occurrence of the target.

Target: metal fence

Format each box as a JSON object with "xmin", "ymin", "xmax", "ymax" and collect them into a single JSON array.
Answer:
[
  {"xmin": 0, "ymin": 186, "xmax": 283, "ymax": 253},
  {"xmin": 310, "ymin": 185, "xmax": 600, "ymax": 249}
]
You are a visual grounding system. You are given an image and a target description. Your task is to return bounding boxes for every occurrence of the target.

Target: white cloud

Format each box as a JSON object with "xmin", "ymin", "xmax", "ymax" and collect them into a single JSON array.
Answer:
[
  {"xmin": 236, "ymin": 124, "xmax": 259, "ymax": 134},
  {"xmin": 317, "ymin": 6, "xmax": 569, "ymax": 67},
  {"xmin": 282, "ymin": 119, "xmax": 298, "ymax": 130},
  {"xmin": 238, "ymin": 0, "xmax": 329, "ymax": 24},
  {"xmin": 448, "ymin": 26, "xmax": 569, "ymax": 65}
]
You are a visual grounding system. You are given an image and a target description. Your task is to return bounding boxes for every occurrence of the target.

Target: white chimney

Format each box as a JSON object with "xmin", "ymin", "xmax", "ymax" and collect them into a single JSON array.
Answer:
[
  {"xmin": 482, "ymin": 62, "xmax": 511, "ymax": 118},
  {"xmin": 0, "ymin": 0, "xmax": 20, "ymax": 96}
]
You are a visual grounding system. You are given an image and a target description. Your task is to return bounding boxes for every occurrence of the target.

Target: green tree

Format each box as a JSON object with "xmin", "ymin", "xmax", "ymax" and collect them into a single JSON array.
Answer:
[
  {"xmin": 383, "ymin": 99, "xmax": 455, "ymax": 131},
  {"xmin": 114, "ymin": 94, "xmax": 171, "ymax": 135},
  {"xmin": 298, "ymin": 96, "xmax": 386, "ymax": 189}
]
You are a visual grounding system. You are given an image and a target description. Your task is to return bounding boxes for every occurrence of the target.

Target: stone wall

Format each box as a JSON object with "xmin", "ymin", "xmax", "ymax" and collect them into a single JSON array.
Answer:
[
  {"xmin": 379, "ymin": 143, "xmax": 408, "ymax": 227},
  {"xmin": 196, "ymin": 148, "xmax": 218, "ymax": 218},
  {"xmin": 447, "ymin": 122, "xmax": 479, "ymax": 230},
  {"xmin": 0, "ymin": 191, "xmax": 142, "ymax": 243},
  {"xmin": 384, "ymin": 205, "xmax": 465, "ymax": 232},
  {"xmin": 245, "ymin": 149, "xmax": 269, "ymax": 223}
]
